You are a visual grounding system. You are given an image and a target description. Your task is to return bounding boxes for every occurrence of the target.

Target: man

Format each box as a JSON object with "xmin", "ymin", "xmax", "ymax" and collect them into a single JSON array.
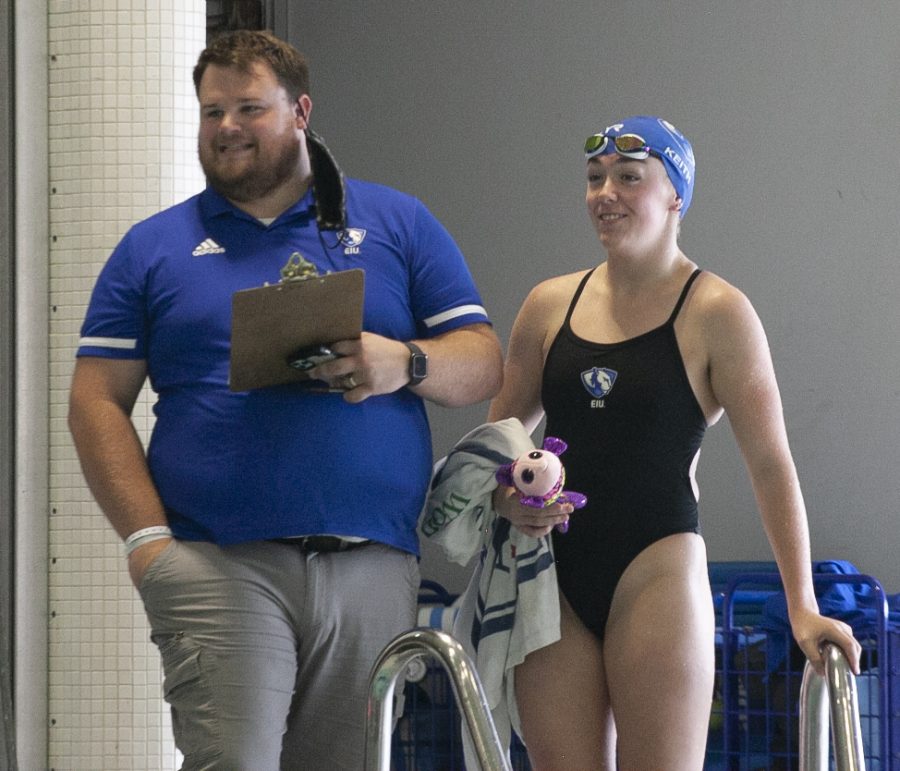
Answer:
[{"xmin": 68, "ymin": 30, "xmax": 502, "ymax": 770}]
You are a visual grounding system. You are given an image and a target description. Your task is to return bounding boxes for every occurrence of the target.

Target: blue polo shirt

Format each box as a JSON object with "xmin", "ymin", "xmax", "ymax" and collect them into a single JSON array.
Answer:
[{"xmin": 77, "ymin": 179, "xmax": 490, "ymax": 553}]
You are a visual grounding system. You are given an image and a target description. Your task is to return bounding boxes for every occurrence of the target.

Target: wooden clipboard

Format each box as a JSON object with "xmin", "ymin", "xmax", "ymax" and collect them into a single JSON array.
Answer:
[{"xmin": 229, "ymin": 268, "xmax": 365, "ymax": 391}]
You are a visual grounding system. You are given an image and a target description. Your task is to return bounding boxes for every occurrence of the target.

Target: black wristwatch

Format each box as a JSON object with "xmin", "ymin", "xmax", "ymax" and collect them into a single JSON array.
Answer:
[{"xmin": 404, "ymin": 341, "xmax": 428, "ymax": 386}]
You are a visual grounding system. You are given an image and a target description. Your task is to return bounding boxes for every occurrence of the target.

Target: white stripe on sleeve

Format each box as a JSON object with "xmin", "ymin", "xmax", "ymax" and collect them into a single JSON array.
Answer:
[
  {"xmin": 78, "ymin": 336, "xmax": 138, "ymax": 350},
  {"xmin": 423, "ymin": 304, "xmax": 488, "ymax": 329}
]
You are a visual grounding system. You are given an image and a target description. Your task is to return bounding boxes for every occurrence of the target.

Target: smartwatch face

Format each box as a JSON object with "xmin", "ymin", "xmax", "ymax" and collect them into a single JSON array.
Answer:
[{"xmin": 410, "ymin": 352, "xmax": 428, "ymax": 381}]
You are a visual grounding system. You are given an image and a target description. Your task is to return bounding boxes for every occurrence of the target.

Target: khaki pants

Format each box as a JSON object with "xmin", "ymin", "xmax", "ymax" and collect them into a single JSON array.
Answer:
[{"xmin": 138, "ymin": 538, "xmax": 419, "ymax": 770}]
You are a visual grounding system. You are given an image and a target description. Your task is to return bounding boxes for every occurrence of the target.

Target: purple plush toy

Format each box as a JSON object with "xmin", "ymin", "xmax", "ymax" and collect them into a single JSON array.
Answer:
[{"xmin": 495, "ymin": 437, "xmax": 587, "ymax": 533}]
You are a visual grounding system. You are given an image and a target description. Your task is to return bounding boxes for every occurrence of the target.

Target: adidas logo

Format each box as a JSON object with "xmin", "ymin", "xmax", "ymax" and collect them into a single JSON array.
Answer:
[{"xmin": 192, "ymin": 238, "xmax": 226, "ymax": 256}]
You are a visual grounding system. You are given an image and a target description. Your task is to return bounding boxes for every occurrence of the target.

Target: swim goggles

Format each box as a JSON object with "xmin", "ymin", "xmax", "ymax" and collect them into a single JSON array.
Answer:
[{"xmin": 584, "ymin": 133, "xmax": 654, "ymax": 160}]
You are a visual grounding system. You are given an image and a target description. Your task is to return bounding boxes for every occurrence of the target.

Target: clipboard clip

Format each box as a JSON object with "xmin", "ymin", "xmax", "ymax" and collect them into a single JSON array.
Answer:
[{"xmin": 280, "ymin": 252, "xmax": 321, "ymax": 282}]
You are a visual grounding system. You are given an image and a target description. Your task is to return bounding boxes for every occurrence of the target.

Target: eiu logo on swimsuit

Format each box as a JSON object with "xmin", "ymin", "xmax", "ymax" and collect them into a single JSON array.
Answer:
[
  {"xmin": 338, "ymin": 228, "xmax": 367, "ymax": 254},
  {"xmin": 580, "ymin": 367, "xmax": 617, "ymax": 399}
]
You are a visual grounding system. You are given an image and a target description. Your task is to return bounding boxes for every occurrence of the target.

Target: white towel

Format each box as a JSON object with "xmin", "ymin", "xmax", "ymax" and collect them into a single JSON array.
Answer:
[{"xmin": 420, "ymin": 418, "xmax": 561, "ymax": 766}]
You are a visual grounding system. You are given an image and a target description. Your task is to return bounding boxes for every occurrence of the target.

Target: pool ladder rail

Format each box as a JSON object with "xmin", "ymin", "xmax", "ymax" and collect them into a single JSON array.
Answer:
[
  {"xmin": 364, "ymin": 627, "xmax": 511, "ymax": 771},
  {"xmin": 366, "ymin": 631, "xmax": 866, "ymax": 771},
  {"xmin": 800, "ymin": 641, "xmax": 867, "ymax": 771}
]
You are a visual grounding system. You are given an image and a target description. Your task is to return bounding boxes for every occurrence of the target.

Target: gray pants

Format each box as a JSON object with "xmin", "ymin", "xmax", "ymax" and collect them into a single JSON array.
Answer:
[{"xmin": 138, "ymin": 539, "xmax": 420, "ymax": 770}]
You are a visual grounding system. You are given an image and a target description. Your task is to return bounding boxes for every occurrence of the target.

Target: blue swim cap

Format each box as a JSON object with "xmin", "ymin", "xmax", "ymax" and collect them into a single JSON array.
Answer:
[{"xmin": 588, "ymin": 116, "xmax": 695, "ymax": 217}]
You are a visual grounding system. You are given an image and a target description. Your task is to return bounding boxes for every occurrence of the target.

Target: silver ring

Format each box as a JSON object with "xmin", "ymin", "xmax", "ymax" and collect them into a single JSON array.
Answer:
[{"xmin": 343, "ymin": 374, "xmax": 358, "ymax": 389}]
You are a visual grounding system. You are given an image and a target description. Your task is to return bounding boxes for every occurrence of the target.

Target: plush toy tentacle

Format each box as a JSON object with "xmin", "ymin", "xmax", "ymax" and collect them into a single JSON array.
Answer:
[
  {"xmin": 495, "ymin": 466, "xmax": 515, "ymax": 487},
  {"xmin": 559, "ymin": 491, "xmax": 588, "ymax": 509},
  {"xmin": 541, "ymin": 436, "xmax": 568, "ymax": 456}
]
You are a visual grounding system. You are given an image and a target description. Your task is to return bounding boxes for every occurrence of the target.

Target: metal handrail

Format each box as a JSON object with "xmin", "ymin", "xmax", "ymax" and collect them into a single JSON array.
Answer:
[
  {"xmin": 799, "ymin": 642, "xmax": 867, "ymax": 771},
  {"xmin": 364, "ymin": 627, "xmax": 512, "ymax": 771}
]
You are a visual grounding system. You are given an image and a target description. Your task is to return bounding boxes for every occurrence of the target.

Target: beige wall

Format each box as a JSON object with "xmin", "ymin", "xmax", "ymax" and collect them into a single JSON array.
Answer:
[{"xmin": 44, "ymin": 2, "xmax": 205, "ymax": 768}]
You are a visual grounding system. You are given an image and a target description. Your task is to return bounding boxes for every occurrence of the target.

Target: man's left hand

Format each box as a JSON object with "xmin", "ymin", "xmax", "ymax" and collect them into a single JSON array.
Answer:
[{"xmin": 308, "ymin": 332, "xmax": 410, "ymax": 403}]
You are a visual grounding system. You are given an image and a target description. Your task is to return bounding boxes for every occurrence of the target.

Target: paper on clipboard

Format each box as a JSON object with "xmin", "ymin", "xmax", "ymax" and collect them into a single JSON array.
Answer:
[{"xmin": 229, "ymin": 268, "xmax": 365, "ymax": 391}]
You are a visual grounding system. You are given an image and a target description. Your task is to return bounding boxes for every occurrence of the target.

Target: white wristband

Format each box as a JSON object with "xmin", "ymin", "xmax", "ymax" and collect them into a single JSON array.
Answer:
[{"xmin": 124, "ymin": 526, "xmax": 173, "ymax": 557}]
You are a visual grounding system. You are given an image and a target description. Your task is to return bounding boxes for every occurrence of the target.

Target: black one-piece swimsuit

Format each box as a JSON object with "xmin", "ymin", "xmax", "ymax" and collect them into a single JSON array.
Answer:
[{"xmin": 543, "ymin": 268, "xmax": 707, "ymax": 639}]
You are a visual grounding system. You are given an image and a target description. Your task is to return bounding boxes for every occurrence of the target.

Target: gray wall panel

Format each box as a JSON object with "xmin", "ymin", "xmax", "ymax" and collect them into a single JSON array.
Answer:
[
  {"xmin": 1, "ymin": 0, "xmax": 16, "ymax": 764},
  {"xmin": 278, "ymin": 1, "xmax": 900, "ymax": 593}
]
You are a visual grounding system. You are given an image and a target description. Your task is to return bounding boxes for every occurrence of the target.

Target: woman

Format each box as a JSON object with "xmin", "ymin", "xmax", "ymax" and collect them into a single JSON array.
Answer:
[{"xmin": 488, "ymin": 116, "xmax": 861, "ymax": 769}]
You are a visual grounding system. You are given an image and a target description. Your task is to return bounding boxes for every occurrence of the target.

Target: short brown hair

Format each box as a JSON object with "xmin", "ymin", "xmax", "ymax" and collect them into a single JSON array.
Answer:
[{"xmin": 193, "ymin": 30, "xmax": 310, "ymax": 101}]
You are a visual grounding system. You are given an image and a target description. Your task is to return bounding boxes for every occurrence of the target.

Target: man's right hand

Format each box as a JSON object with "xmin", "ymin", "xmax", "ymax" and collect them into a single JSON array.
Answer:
[{"xmin": 127, "ymin": 536, "xmax": 173, "ymax": 588}]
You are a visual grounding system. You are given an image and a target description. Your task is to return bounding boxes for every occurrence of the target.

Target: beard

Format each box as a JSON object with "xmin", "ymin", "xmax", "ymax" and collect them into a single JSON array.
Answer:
[{"xmin": 199, "ymin": 133, "xmax": 302, "ymax": 204}]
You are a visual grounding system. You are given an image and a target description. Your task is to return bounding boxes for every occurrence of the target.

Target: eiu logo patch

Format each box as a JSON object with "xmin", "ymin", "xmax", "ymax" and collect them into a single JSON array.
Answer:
[
  {"xmin": 338, "ymin": 228, "xmax": 367, "ymax": 248},
  {"xmin": 580, "ymin": 367, "xmax": 617, "ymax": 398}
]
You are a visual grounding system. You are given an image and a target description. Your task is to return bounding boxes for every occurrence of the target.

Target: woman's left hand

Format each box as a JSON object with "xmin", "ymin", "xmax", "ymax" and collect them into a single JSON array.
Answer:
[
  {"xmin": 492, "ymin": 484, "xmax": 572, "ymax": 538},
  {"xmin": 791, "ymin": 609, "xmax": 862, "ymax": 676}
]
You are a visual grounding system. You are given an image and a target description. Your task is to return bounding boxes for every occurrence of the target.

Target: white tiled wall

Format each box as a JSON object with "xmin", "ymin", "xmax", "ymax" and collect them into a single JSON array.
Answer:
[{"xmin": 47, "ymin": 3, "xmax": 205, "ymax": 768}]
